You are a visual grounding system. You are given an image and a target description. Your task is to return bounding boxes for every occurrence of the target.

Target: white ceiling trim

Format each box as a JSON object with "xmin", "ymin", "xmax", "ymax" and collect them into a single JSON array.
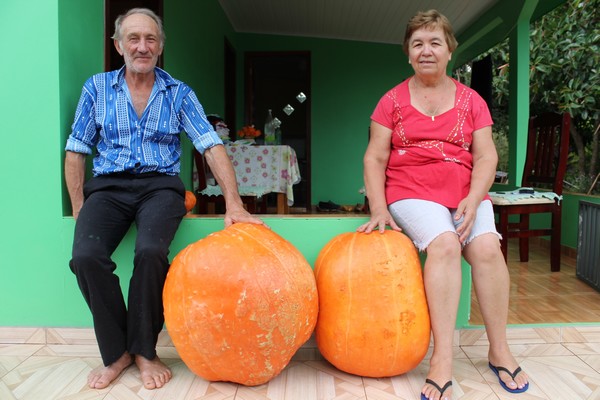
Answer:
[{"xmin": 218, "ymin": 0, "xmax": 500, "ymax": 45}]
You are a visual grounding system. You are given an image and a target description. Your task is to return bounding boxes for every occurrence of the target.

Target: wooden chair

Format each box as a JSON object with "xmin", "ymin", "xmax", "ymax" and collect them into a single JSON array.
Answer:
[
  {"xmin": 490, "ymin": 112, "xmax": 571, "ymax": 272},
  {"xmin": 193, "ymin": 149, "xmax": 267, "ymax": 214}
]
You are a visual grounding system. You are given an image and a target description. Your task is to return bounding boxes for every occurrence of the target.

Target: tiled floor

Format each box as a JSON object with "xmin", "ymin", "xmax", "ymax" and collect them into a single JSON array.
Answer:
[
  {"xmin": 2, "ymin": 240, "xmax": 600, "ymax": 399},
  {"xmin": 2, "ymin": 326, "xmax": 600, "ymax": 399},
  {"xmin": 470, "ymin": 239, "xmax": 600, "ymax": 325}
]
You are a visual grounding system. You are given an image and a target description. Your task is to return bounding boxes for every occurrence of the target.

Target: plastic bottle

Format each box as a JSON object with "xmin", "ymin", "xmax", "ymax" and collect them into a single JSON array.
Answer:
[{"xmin": 264, "ymin": 109, "xmax": 275, "ymax": 145}]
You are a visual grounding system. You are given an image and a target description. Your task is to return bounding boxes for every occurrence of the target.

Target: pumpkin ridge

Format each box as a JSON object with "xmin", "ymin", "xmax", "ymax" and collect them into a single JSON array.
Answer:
[
  {"xmin": 179, "ymin": 243, "xmax": 222, "ymax": 379},
  {"xmin": 392, "ymin": 232, "xmax": 423, "ymax": 370},
  {"xmin": 344, "ymin": 233, "xmax": 357, "ymax": 359},
  {"xmin": 384, "ymin": 233, "xmax": 403, "ymax": 371},
  {"xmin": 232, "ymin": 223, "xmax": 315, "ymax": 338},
  {"xmin": 314, "ymin": 233, "xmax": 347, "ymax": 277}
]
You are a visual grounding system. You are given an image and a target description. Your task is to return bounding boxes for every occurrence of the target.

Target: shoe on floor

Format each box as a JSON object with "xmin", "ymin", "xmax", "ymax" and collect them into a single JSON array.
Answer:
[{"xmin": 317, "ymin": 200, "xmax": 340, "ymax": 211}]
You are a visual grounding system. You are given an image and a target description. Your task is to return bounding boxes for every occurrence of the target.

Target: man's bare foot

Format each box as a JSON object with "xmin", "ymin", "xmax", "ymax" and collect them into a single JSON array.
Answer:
[
  {"xmin": 135, "ymin": 355, "xmax": 172, "ymax": 389},
  {"xmin": 88, "ymin": 352, "xmax": 133, "ymax": 389}
]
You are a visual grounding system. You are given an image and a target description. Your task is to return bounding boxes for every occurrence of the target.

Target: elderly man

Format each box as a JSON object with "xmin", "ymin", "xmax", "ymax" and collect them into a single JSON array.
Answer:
[{"xmin": 64, "ymin": 8, "xmax": 264, "ymax": 390}]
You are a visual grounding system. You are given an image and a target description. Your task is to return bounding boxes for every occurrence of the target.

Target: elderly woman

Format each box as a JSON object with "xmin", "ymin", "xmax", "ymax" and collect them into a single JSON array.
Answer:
[{"xmin": 358, "ymin": 10, "xmax": 529, "ymax": 400}]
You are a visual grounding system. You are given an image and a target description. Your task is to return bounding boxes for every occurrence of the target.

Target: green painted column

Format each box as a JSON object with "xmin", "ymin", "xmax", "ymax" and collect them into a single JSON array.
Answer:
[{"xmin": 507, "ymin": 0, "xmax": 537, "ymax": 186}]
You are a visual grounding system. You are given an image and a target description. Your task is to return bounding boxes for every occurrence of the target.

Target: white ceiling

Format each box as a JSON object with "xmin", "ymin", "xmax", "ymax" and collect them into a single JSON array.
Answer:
[{"xmin": 218, "ymin": 0, "xmax": 499, "ymax": 45}]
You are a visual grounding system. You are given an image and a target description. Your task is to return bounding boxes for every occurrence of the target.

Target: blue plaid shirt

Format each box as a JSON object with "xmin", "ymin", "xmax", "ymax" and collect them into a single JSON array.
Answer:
[{"xmin": 65, "ymin": 66, "xmax": 222, "ymax": 176}]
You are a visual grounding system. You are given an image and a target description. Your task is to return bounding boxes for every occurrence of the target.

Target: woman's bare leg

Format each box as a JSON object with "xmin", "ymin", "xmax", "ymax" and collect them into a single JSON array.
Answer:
[
  {"xmin": 464, "ymin": 234, "xmax": 529, "ymax": 390},
  {"xmin": 421, "ymin": 232, "xmax": 462, "ymax": 400}
]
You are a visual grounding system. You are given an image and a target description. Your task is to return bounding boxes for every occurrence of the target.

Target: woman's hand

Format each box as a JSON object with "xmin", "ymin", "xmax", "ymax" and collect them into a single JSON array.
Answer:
[
  {"xmin": 456, "ymin": 125, "xmax": 497, "ymax": 243},
  {"xmin": 357, "ymin": 209, "xmax": 401, "ymax": 234},
  {"xmin": 454, "ymin": 196, "xmax": 480, "ymax": 243}
]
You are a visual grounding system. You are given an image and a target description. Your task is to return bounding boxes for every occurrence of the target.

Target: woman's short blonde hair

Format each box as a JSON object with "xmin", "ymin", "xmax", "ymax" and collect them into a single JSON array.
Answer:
[{"xmin": 402, "ymin": 10, "xmax": 458, "ymax": 54}]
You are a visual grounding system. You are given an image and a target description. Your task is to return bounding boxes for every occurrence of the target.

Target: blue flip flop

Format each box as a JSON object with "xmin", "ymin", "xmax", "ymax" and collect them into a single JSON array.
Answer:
[
  {"xmin": 421, "ymin": 378, "xmax": 452, "ymax": 400},
  {"xmin": 488, "ymin": 362, "xmax": 529, "ymax": 393}
]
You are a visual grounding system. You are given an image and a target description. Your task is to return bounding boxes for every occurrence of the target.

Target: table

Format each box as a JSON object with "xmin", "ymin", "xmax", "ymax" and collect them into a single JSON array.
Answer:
[
  {"xmin": 194, "ymin": 144, "xmax": 301, "ymax": 214},
  {"xmin": 227, "ymin": 144, "xmax": 301, "ymax": 213}
]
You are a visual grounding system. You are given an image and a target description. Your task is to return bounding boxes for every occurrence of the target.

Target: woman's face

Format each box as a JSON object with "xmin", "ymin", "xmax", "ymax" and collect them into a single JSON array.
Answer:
[{"xmin": 407, "ymin": 25, "xmax": 452, "ymax": 78}]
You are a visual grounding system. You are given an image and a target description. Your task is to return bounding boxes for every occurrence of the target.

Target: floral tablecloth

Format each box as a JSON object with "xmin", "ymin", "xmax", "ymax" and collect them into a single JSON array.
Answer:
[{"xmin": 197, "ymin": 144, "xmax": 301, "ymax": 206}]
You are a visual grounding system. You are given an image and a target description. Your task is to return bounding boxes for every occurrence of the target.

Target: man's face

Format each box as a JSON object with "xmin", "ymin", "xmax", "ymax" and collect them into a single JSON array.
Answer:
[{"xmin": 114, "ymin": 13, "xmax": 163, "ymax": 75}]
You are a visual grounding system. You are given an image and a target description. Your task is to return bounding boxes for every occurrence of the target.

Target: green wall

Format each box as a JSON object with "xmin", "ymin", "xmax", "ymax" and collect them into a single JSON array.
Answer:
[
  {"xmin": 163, "ymin": 1, "xmax": 239, "ymax": 186},
  {"xmin": 0, "ymin": 0, "xmax": 581, "ymax": 332},
  {"xmin": 0, "ymin": 0, "xmax": 70, "ymax": 324},
  {"xmin": 164, "ymin": 1, "xmax": 233, "ymax": 114},
  {"xmin": 59, "ymin": 0, "xmax": 104, "ymax": 214}
]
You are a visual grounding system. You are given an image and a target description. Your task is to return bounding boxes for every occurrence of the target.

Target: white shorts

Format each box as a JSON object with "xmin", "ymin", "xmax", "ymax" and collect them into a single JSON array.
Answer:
[{"xmin": 388, "ymin": 199, "xmax": 501, "ymax": 252}]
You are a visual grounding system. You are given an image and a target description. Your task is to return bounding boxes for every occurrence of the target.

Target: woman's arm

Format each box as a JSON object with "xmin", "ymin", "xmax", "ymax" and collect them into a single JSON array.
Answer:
[
  {"xmin": 469, "ymin": 126, "xmax": 498, "ymax": 200},
  {"xmin": 357, "ymin": 121, "xmax": 401, "ymax": 233},
  {"xmin": 455, "ymin": 125, "xmax": 498, "ymax": 241}
]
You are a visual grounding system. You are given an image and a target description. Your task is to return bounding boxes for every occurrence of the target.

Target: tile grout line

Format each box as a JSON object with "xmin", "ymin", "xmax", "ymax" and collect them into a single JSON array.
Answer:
[{"xmin": 1, "ymin": 325, "xmax": 600, "ymax": 346}]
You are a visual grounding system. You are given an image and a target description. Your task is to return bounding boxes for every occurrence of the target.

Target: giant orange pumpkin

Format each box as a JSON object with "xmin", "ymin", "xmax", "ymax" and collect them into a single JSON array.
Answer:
[
  {"xmin": 163, "ymin": 223, "xmax": 318, "ymax": 386},
  {"xmin": 314, "ymin": 230, "xmax": 430, "ymax": 377}
]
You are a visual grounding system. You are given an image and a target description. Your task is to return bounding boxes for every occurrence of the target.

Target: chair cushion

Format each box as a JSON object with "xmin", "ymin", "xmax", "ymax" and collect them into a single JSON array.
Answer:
[{"xmin": 489, "ymin": 188, "xmax": 561, "ymax": 205}]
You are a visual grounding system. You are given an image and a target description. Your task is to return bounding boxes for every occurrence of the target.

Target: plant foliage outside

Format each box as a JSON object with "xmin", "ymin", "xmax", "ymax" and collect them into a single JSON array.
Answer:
[{"xmin": 458, "ymin": 0, "xmax": 599, "ymax": 194}]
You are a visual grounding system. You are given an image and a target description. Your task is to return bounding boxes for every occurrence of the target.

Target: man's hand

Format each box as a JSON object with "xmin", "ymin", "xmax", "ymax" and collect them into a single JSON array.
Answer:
[
  {"xmin": 204, "ymin": 145, "xmax": 268, "ymax": 228},
  {"xmin": 224, "ymin": 205, "xmax": 267, "ymax": 228}
]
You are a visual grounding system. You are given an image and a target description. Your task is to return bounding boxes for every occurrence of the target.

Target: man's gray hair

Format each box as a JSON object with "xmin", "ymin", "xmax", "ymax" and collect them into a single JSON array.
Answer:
[{"xmin": 111, "ymin": 8, "xmax": 165, "ymax": 46}]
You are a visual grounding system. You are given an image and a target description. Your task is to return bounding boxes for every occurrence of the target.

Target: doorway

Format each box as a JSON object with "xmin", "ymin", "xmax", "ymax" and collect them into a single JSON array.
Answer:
[
  {"xmin": 223, "ymin": 38, "xmax": 237, "ymax": 131},
  {"xmin": 244, "ymin": 52, "xmax": 311, "ymax": 211}
]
